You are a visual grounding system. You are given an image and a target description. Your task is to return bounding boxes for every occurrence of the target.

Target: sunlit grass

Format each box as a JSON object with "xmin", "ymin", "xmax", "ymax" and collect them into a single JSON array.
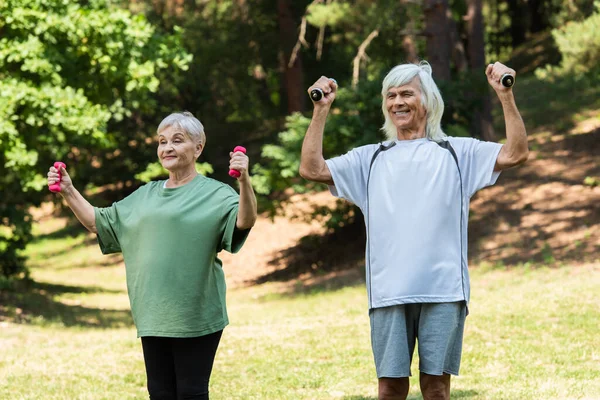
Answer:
[{"xmin": 1, "ymin": 222, "xmax": 599, "ymax": 399}]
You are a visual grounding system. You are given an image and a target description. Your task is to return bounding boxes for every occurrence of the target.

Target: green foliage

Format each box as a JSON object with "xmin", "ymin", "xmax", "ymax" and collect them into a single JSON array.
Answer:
[
  {"xmin": 0, "ymin": 0, "xmax": 191, "ymax": 279},
  {"xmin": 536, "ymin": 1, "xmax": 600, "ymax": 79},
  {"xmin": 135, "ymin": 161, "xmax": 214, "ymax": 182},
  {"xmin": 306, "ymin": 2, "xmax": 351, "ymax": 27},
  {"xmin": 252, "ymin": 75, "xmax": 384, "ymax": 228}
]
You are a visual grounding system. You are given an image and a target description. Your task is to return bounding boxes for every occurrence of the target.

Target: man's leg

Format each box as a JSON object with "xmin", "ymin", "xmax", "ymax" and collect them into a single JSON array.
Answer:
[
  {"xmin": 378, "ymin": 377, "xmax": 409, "ymax": 400},
  {"xmin": 417, "ymin": 302, "xmax": 467, "ymax": 400},
  {"xmin": 420, "ymin": 372, "xmax": 451, "ymax": 400},
  {"xmin": 370, "ymin": 305, "xmax": 419, "ymax": 400}
]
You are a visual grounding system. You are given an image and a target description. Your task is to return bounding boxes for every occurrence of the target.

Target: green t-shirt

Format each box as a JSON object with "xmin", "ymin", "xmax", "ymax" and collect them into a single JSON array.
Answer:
[{"xmin": 94, "ymin": 175, "xmax": 250, "ymax": 338}]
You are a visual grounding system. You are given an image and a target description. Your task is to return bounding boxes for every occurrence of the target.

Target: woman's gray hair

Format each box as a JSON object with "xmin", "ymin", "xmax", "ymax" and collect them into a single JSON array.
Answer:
[
  {"xmin": 380, "ymin": 61, "xmax": 446, "ymax": 142},
  {"xmin": 157, "ymin": 111, "xmax": 206, "ymax": 145}
]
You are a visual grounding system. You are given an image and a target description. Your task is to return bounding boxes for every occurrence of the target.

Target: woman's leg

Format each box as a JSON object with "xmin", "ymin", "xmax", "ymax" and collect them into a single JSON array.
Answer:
[
  {"xmin": 172, "ymin": 330, "xmax": 223, "ymax": 400},
  {"xmin": 141, "ymin": 336, "xmax": 177, "ymax": 400}
]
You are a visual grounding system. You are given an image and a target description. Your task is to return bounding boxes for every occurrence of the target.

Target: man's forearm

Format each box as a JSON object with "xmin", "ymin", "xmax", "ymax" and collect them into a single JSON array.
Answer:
[
  {"xmin": 236, "ymin": 177, "xmax": 257, "ymax": 230},
  {"xmin": 499, "ymin": 92, "xmax": 528, "ymax": 163},
  {"xmin": 61, "ymin": 187, "xmax": 97, "ymax": 234},
  {"xmin": 299, "ymin": 107, "xmax": 330, "ymax": 180}
]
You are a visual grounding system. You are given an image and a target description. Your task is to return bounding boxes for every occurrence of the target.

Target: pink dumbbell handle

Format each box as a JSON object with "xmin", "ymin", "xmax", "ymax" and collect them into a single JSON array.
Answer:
[
  {"xmin": 49, "ymin": 162, "xmax": 66, "ymax": 193},
  {"xmin": 229, "ymin": 146, "xmax": 247, "ymax": 178}
]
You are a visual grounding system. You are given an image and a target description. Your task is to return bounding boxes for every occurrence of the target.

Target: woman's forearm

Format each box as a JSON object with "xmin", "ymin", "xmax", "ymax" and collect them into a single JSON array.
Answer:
[
  {"xmin": 236, "ymin": 176, "xmax": 257, "ymax": 230},
  {"xmin": 61, "ymin": 186, "xmax": 97, "ymax": 234}
]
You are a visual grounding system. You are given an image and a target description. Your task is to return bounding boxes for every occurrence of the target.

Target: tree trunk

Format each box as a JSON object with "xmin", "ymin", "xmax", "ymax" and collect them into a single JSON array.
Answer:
[
  {"xmin": 277, "ymin": 0, "xmax": 305, "ymax": 114},
  {"xmin": 466, "ymin": 0, "xmax": 496, "ymax": 141},
  {"xmin": 507, "ymin": 0, "xmax": 527, "ymax": 47},
  {"xmin": 423, "ymin": 0, "xmax": 451, "ymax": 81},
  {"xmin": 528, "ymin": 0, "xmax": 548, "ymax": 33},
  {"xmin": 402, "ymin": 35, "xmax": 419, "ymax": 64},
  {"xmin": 446, "ymin": 9, "xmax": 468, "ymax": 73}
]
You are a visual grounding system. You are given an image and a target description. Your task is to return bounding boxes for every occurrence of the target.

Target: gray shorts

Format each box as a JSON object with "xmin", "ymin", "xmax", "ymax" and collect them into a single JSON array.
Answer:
[{"xmin": 369, "ymin": 301, "xmax": 467, "ymax": 378}]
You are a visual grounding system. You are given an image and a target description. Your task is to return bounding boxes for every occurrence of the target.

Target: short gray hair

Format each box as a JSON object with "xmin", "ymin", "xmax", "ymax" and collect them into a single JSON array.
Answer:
[
  {"xmin": 157, "ymin": 111, "xmax": 206, "ymax": 145},
  {"xmin": 380, "ymin": 61, "xmax": 446, "ymax": 142}
]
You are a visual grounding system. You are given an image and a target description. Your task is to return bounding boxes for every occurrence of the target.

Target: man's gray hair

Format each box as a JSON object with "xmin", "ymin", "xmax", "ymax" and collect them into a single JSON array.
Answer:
[
  {"xmin": 157, "ymin": 111, "xmax": 206, "ymax": 145},
  {"xmin": 380, "ymin": 61, "xmax": 446, "ymax": 142}
]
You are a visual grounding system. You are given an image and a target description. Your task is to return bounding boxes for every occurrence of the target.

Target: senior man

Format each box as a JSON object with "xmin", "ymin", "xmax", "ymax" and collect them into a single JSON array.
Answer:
[{"xmin": 299, "ymin": 61, "xmax": 528, "ymax": 400}]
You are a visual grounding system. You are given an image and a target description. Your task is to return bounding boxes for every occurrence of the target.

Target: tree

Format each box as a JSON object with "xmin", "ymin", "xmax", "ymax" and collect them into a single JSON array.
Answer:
[
  {"xmin": 424, "ymin": 0, "xmax": 451, "ymax": 81},
  {"xmin": 466, "ymin": 0, "xmax": 496, "ymax": 141},
  {"xmin": 278, "ymin": 0, "xmax": 306, "ymax": 113},
  {"xmin": 0, "ymin": 0, "xmax": 191, "ymax": 282}
]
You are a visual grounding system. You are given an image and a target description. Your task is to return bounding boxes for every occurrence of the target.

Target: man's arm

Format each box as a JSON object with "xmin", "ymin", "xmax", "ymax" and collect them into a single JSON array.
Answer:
[
  {"xmin": 299, "ymin": 76, "xmax": 337, "ymax": 185},
  {"xmin": 485, "ymin": 62, "xmax": 529, "ymax": 171}
]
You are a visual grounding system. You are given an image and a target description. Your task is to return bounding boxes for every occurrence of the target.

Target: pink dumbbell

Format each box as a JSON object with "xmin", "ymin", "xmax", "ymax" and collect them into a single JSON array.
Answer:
[
  {"xmin": 49, "ymin": 162, "xmax": 66, "ymax": 193},
  {"xmin": 228, "ymin": 146, "xmax": 247, "ymax": 178}
]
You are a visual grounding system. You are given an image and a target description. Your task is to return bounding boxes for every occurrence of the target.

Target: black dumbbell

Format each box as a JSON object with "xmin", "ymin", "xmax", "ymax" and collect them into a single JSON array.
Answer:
[
  {"xmin": 501, "ymin": 74, "xmax": 515, "ymax": 88},
  {"xmin": 309, "ymin": 78, "xmax": 337, "ymax": 101}
]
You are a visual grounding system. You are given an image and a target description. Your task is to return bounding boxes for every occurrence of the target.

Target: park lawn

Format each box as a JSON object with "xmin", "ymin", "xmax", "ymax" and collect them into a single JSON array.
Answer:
[{"xmin": 0, "ymin": 227, "xmax": 599, "ymax": 400}]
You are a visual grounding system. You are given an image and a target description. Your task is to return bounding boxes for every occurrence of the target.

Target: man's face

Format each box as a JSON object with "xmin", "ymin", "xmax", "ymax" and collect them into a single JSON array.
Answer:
[
  {"xmin": 385, "ymin": 77, "xmax": 428, "ymax": 134},
  {"xmin": 157, "ymin": 126, "xmax": 203, "ymax": 172}
]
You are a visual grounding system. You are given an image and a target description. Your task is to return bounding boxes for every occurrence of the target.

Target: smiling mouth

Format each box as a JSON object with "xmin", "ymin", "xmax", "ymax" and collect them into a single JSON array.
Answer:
[{"xmin": 392, "ymin": 111, "xmax": 410, "ymax": 116}]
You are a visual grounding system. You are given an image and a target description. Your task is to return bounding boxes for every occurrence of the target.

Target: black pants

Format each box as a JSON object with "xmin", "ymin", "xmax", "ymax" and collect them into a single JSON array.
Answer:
[{"xmin": 141, "ymin": 330, "xmax": 223, "ymax": 400}]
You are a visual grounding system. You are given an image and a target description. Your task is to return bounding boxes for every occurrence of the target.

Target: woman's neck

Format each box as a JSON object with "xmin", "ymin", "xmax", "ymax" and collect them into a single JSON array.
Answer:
[{"xmin": 166, "ymin": 168, "xmax": 198, "ymax": 188}]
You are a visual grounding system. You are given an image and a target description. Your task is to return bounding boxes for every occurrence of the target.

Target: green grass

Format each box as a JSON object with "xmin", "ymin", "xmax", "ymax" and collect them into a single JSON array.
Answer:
[{"xmin": 1, "ymin": 226, "xmax": 599, "ymax": 399}]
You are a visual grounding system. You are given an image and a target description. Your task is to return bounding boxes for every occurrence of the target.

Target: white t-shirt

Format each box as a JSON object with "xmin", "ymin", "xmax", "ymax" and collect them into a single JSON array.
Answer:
[{"xmin": 325, "ymin": 137, "xmax": 503, "ymax": 309}]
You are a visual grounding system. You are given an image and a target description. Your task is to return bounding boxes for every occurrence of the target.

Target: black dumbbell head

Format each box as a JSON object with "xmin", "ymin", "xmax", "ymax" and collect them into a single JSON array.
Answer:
[{"xmin": 501, "ymin": 74, "xmax": 514, "ymax": 88}]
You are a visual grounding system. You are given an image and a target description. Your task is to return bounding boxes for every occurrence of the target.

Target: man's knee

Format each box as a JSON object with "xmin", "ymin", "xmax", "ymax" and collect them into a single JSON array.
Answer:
[
  {"xmin": 420, "ymin": 373, "xmax": 451, "ymax": 400},
  {"xmin": 378, "ymin": 377, "xmax": 409, "ymax": 400}
]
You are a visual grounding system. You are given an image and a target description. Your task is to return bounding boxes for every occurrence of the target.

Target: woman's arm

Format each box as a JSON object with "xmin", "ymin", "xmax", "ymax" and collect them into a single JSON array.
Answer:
[
  {"xmin": 229, "ymin": 151, "xmax": 257, "ymax": 230},
  {"xmin": 47, "ymin": 165, "xmax": 97, "ymax": 233}
]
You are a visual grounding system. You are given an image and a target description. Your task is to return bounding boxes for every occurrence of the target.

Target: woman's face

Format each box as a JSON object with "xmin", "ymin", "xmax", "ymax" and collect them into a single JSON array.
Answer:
[{"xmin": 157, "ymin": 126, "xmax": 203, "ymax": 172}]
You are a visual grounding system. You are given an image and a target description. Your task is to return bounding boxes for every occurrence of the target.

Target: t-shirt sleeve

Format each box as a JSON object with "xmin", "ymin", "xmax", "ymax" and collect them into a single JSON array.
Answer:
[
  {"xmin": 448, "ymin": 137, "xmax": 503, "ymax": 197},
  {"xmin": 324, "ymin": 145, "xmax": 375, "ymax": 209},
  {"xmin": 94, "ymin": 204, "xmax": 122, "ymax": 254},
  {"xmin": 219, "ymin": 189, "xmax": 251, "ymax": 254}
]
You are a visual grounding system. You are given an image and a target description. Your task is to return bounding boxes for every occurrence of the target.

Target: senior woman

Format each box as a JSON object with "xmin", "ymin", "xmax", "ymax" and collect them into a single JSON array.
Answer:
[{"xmin": 47, "ymin": 111, "xmax": 257, "ymax": 400}]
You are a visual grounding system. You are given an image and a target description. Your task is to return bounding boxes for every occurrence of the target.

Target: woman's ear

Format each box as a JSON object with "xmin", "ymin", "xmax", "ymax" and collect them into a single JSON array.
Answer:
[{"xmin": 195, "ymin": 142, "xmax": 204, "ymax": 159}]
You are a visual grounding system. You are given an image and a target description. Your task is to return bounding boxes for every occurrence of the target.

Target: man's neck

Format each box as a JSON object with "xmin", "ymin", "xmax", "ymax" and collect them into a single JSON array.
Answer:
[{"xmin": 396, "ymin": 129, "xmax": 426, "ymax": 141}]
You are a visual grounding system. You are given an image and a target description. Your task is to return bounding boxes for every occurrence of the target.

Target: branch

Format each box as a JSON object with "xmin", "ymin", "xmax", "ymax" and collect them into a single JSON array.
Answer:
[
  {"xmin": 287, "ymin": 0, "xmax": 323, "ymax": 68},
  {"xmin": 316, "ymin": 25, "xmax": 326, "ymax": 60},
  {"xmin": 352, "ymin": 29, "xmax": 379, "ymax": 88},
  {"xmin": 288, "ymin": 17, "xmax": 309, "ymax": 68}
]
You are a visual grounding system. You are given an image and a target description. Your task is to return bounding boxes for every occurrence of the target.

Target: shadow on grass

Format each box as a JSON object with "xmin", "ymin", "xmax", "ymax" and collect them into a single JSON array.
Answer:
[
  {"xmin": 344, "ymin": 389, "xmax": 479, "ymax": 399},
  {"xmin": 252, "ymin": 220, "xmax": 367, "ymax": 293},
  {"xmin": 0, "ymin": 280, "xmax": 132, "ymax": 328},
  {"xmin": 469, "ymin": 129, "xmax": 600, "ymax": 267}
]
